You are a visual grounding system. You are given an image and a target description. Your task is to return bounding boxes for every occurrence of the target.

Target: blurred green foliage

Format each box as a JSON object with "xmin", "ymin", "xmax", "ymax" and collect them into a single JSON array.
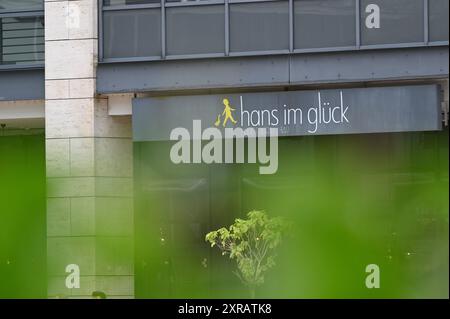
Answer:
[
  {"xmin": 0, "ymin": 133, "xmax": 46, "ymax": 298},
  {"xmin": 0, "ymin": 128, "xmax": 448, "ymax": 299},
  {"xmin": 135, "ymin": 130, "xmax": 449, "ymax": 299}
]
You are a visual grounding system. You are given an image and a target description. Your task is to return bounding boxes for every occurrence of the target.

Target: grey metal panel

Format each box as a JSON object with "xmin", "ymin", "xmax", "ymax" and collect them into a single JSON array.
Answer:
[
  {"xmin": 103, "ymin": 8, "xmax": 161, "ymax": 59},
  {"xmin": 289, "ymin": 47, "xmax": 449, "ymax": 84},
  {"xmin": 132, "ymin": 84, "xmax": 442, "ymax": 141},
  {"xmin": 97, "ymin": 55, "xmax": 290, "ymax": 92},
  {"xmin": 360, "ymin": 0, "xmax": 424, "ymax": 45},
  {"xmin": 97, "ymin": 46, "xmax": 449, "ymax": 94},
  {"xmin": 0, "ymin": 68, "xmax": 44, "ymax": 100},
  {"xmin": 429, "ymin": 0, "xmax": 449, "ymax": 42},
  {"xmin": 229, "ymin": 1, "xmax": 289, "ymax": 52},
  {"xmin": 294, "ymin": 0, "xmax": 356, "ymax": 50},
  {"xmin": 166, "ymin": 5, "xmax": 225, "ymax": 56}
]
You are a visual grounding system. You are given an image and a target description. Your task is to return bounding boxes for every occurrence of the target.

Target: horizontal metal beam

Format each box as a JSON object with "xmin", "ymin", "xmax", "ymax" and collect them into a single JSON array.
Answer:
[
  {"xmin": 289, "ymin": 46, "xmax": 449, "ymax": 84},
  {"xmin": 0, "ymin": 68, "xmax": 45, "ymax": 101},
  {"xmin": 96, "ymin": 46, "xmax": 449, "ymax": 95}
]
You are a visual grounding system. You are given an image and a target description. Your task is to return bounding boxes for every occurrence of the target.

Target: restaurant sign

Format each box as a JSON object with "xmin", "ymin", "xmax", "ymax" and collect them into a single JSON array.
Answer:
[{"xmin": 133, "ymin": 85, "xmax": 442, "ymax": 142}]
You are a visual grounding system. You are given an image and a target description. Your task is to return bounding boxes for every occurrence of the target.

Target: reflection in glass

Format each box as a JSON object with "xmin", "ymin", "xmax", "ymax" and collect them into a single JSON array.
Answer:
[
  {"xmin": 166, "ymin": 5, "xmax": 225, "ymax": 56},
  {"xmin": 360, "ymin": 0, "xmax": 424, "ymax": 45},
  {"xmin": 0, "ymin": 0, "xmax": 43, "ymax": 11},
  {"xmin": 294, "ymin": 0, "xmax": 356, "ymax": 49},
  {"xmin": 103, "ymin": 9, "xmax": 161, "ymax": 58},
  {"xmin": 0, "ymin": 16, "xmax": 44, "ymax": 65},
  {"xmin": 429, "ymin": 0, "xmax": 449, "ymax": 42},
  {"xmin": 229, "ymin": 1, "xmax": 289, "ymax": 52}
]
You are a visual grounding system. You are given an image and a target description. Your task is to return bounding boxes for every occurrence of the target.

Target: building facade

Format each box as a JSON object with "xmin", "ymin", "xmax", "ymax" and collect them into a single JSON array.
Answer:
[{"xmin": 0, "ymin": 0, "xmax": 449, "ymax": 298}]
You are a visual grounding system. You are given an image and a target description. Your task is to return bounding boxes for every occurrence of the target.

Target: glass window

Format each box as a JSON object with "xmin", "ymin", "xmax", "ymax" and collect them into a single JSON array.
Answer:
[
  {"xmin": 103, "ymin": 9, "xmax": 161, "ymax": 59},
  {"xmin": 229, "ymin": 1, "xmax": 289, "ymax": 53},
  {"xmin": 1, "ymin": 16, "xmax": 44, "ymax": 65},
  {"xmin": 429, "ymin": 0, "xmax": 449, "ymax": 42},
  {"xmin": 0, "ymin": 0, "xmax": 43, "ymax": 12},
  {"xmin": 166, "ymin": 5, "xmax": 225, "ymax": 56},
  {"xmin": 294, "ymin": 0, "xmax": 356, "ymax": 49},
  {"xmin": 134, "ymin": 128, "xmax": 449, "ymax": 298},
  {"xmin": 360, "ymin": 0, "xmax": 424, "ymax": 46}
]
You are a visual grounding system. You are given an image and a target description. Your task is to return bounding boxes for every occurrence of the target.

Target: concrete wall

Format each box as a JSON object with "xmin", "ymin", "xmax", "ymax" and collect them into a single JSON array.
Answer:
[{"xmin": 45, "ymin": 0, "xmax": 134, "ymax": 298}]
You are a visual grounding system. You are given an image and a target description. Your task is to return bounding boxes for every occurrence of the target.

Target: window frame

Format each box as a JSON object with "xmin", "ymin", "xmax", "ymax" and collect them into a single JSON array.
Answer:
[
  {"xmin": 0, "ymin": 1, "xmax": 44, "ymax": 70},
  {"xmin": 98, "ymin": 0, "xmax": 449, "ymax": 63}
]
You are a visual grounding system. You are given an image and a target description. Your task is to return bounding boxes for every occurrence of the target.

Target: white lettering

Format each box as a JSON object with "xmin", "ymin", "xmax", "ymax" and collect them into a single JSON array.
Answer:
[{"xmin": 365, "ymin": 4, "xmax": 381, "ymax": 29}]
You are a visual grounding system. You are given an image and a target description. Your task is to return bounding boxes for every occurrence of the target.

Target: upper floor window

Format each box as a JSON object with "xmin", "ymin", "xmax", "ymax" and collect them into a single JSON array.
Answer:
[
  {"xmin": 0, "ymin": 0, "xmax": 44, "ymax": 67},
  {"xmin": 98, "ymin": 0, "xmax": 449, "ymax": 62},
  {"xmin": 0, "ymin": 0, "xmax": 43, "ymax": 12}
]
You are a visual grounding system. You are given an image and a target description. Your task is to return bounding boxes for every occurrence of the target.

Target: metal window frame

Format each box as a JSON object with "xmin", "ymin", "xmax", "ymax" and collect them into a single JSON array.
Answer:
[
  {"xmin": 225, "ymin": 0, "xmax": 229, "ymax": 55},
  {"xmin": 161, "ymin": 0, "xmax": 166, "ymax": 58},
  {"xmin": 165, "ymin": 0, "xmax": 225, "ymax": 7},
  {"xmin": 424, "ymin": 0, "xmax": 429, "ymax": 44},
  {"xmin": 99, "ymin": 0, "xmax": 449, "ymax": 64},
  {"xmin": 0, "ymin": 9, "xmax": 45, "ymax": 70},
  {"xmin": 0, "ymin": 5, "xmax": 44, "ymax": 15},
  {"xmin": 102, "ymin": 3, "xmax": 161, "ymax": 11},
  {"xmin": 0, "ymin": 10, "xmax": 44, "ymax": 18}
]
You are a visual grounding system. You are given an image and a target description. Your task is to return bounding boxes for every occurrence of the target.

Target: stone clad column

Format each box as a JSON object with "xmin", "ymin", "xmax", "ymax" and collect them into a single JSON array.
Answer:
[{"xmin": 45, "ymin": 0, "xmax": 134, "ymax": 298}]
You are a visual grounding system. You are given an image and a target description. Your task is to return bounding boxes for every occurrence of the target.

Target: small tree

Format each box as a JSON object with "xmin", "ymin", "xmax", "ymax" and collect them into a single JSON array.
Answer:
[{"xmin": 205, "ymin": 210, "xmax": 287, "ymax": 298}]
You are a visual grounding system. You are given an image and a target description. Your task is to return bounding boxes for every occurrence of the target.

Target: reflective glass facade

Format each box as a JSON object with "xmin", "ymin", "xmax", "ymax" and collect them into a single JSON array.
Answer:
[{"xmin": 100, "ymin": 0, "xmax": 449, "ymax": 62}]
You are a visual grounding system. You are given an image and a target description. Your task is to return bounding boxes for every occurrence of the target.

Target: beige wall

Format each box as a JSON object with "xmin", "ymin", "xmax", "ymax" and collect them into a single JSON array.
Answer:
[{"xmin": 45, "ymin": 0, "xmax": 134, "ymax": 298}]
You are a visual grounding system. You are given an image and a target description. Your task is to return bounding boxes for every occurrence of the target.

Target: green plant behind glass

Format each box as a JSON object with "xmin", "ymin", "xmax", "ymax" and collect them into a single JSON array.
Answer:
[{"xmin": 205, "ymin": 210, "xmax": 287, "ymax": 298}]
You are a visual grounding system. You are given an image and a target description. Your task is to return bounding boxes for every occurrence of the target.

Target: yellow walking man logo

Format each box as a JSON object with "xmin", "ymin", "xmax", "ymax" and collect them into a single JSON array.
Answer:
[{"xmin": 214, "ymin": 98, "xmax": 237, "ymax": 127}]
